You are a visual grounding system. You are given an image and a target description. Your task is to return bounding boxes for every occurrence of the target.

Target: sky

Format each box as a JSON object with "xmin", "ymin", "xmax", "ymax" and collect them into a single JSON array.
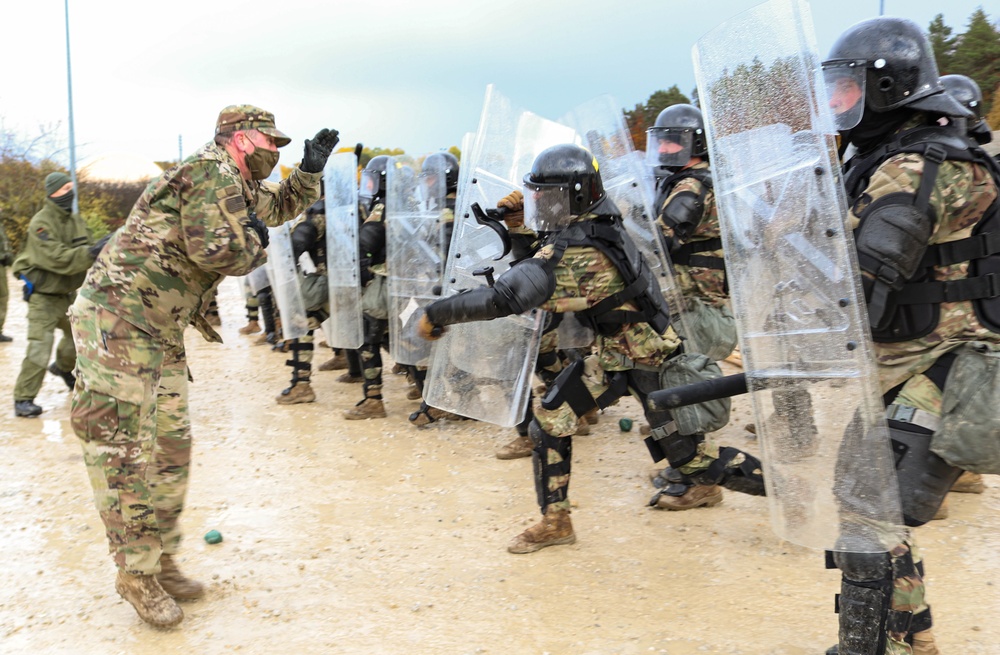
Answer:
[{"xmin": 0, "ymin": 0, "xmax": 992, "ymax": 180}]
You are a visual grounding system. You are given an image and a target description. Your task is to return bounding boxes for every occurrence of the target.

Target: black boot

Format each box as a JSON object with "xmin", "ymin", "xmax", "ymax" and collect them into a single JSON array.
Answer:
[
  {"xmin": 15, "ymin": 400, "xmax": 43, "ymax": 417},
  {"xmin": 48, "ymin": 363, "xmax": 76, "ymax": 390}
]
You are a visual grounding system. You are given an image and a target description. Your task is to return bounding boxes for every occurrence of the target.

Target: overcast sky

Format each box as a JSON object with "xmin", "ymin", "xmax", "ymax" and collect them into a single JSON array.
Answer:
[{"xmin": 0, "ymin": 0, "xmax": 991, "ymax": 179}]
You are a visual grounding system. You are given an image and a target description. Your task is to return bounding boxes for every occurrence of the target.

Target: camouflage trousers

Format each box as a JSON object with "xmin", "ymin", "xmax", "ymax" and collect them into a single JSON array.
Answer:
[
  {"xmin": 532, "ymin": 364, "xmax": 675, "ymax": 512},
  {"xmin": 69, "ymin": 297, "xmax": 192, "ymax": 575},
  {"xmin": 360, "ymin": 314, "xmax": 389, "ymax": 399},
  {"xmin": 13, "ymin": 292, "xmax": 76, "ymax": 400}
]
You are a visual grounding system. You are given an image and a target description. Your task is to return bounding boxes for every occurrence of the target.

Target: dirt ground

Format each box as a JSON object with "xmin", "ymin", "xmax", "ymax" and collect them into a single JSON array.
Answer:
[{"xmin": 1, "ymin": 272, "xmax": 998, "ymax": 655}]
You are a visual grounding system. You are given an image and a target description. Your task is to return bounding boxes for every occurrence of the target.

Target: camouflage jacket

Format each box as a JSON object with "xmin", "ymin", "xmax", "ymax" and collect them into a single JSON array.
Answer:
[
  {"xmin": 655, "ymin": 161, "xmax": 728, "ymax": 308},
  {"xmin": 536, "ymin": 216, "xmax": 681, "ymax": 371},
  {"xmin": 0, "ymin": 218, "xmax": 11, "ymax": 264},
  {"xmin": 80, "ymin": 142, "xmax": 321, "ymax": 346},
  {"xmin": 11, "ymin": 199, "xmax": 93, "ymax": 295},
  {"xmin": 847, "ymin": 117, "xmax": 1000, "ymax": 392}
]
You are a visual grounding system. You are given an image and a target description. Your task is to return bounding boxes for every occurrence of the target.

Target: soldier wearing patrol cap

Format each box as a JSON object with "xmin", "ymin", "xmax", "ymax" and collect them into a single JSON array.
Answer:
[{"xmin": 68, "ymin": 104, "xmax": 339, "ymax": 628}]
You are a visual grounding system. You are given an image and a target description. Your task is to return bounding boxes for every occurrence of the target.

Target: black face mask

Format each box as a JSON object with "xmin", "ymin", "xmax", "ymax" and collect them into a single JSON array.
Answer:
[{"xmin": 52, "ymin": 192, "xmax": 75, "ymax": 212}]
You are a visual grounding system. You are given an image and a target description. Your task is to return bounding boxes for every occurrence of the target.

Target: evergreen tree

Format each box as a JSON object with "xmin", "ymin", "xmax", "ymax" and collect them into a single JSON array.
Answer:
[
  {"xmin": 928, "ymin": 14, "xmax": 956, "ymax": 73},
  {"xmin": 950, "ymin": 8, "xmax": 1000, "ymax": 116}
]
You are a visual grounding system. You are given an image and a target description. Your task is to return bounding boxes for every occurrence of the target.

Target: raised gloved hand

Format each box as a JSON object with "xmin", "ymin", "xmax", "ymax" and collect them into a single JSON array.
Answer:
[
  {"xmin": 497, "ymin": 190, "xmax": 524, "ymax": 228},
  {"xmin": 417, "ymin": 313, "xmax": 446, "ymax": 341},
  {"xmin": 247, "ymin": 212, "xmax": 270, "ymax": 249},
  {"xmin": 301, "ymin": 128, "xmax": 341, "ymax": 173}
]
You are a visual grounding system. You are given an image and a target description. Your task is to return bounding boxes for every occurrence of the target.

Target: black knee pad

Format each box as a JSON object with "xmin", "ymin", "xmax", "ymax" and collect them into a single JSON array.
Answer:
[
  {"xmin": 644, "ymin": 424, "xmax": 700, "ymax": 466},
  {"xmin": 528, "ymin": 420, "xmax": 572, "ymax": 512},
  {"xmin": 889, "ymin": 418, "xmax": 961, "ymax": 526}
]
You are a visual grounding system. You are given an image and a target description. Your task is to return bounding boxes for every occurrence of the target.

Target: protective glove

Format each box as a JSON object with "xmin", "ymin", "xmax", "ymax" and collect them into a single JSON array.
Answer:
[
  {"xmin": 87, "ymin": 233, "xmax": 113, "ymax": 260},
  {"xmin": 0, "ymin": 253, "xmax": 12, "ymax": 267},
  {"xmin": 497, "ymin": 190, "xmax": 524, "ymax": 228},
  {"xmin": 247, "ymin": 212, "xmax": 270, "ymax": 249},
  {"xmin": 301, "ymin": 128, "xmax": 341, "ymax": 173},
  {"xmin": 417, "ymin": 313, "xmax": 446, "ymax": 341}
]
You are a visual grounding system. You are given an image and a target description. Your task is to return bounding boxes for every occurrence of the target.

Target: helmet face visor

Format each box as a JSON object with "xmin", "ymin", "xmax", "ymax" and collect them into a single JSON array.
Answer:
[
  {"xmin": 645, "ymin": 128, "xmax": 694, "ymax": 169},
  {"xmin": 823, "ymin": 60, "xmax": 867, "ymax": 131},
  {"xmin": 359, "ymin": 170, "xmax": 381, "ymax": 202},
  {"xmin": 523, "ymin": 181, "xmax": 574, "ymax": 233}
]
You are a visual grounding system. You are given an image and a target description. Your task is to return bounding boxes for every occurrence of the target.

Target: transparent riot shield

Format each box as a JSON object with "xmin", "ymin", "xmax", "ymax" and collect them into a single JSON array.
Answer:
[
  {"xmin": 386, "ymin": 155, "xmax": 443, "ymax": 366},
  {"xmin": 558, "ymin": 96, "xmax": 695, "ymax": 353},
  {"xmin": 323, "ymin": 151, "xmax": 363, "ymax": 349},
  {"xmin": 245, "ymin": 264, "xmax": 270, "ymax": 295},
  {"xmin": 423, "ymin": 86, "xmax": 575, "ymax": 426},
  {"xmin": 694, "ymin": 0, "xmax": 903, "ymax": 551},
  {"xmin": 265, "ymin": 221, "xmax": 309, "ymax": 340}
]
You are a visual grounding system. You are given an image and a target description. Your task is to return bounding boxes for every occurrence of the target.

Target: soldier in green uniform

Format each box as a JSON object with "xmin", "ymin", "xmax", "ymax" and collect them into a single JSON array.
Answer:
[
  {"xmin": 69, "ymin": 105, "xmax": 338, "ymax": 628},
  {"xmin": 418, "ymin": 144, "xmax": 764, "ymax": 554},
  {"xmin": 11, "ymin": 172, "xmax": 94, "ymax": 417},
  {"xmin": 0, "ymin": 214, "xmax": 13, "ymax": 343},
  {"xmin": 645, "ymin": 103, "xmax": 739, "ymax": 510},
  {"xmin": 822, "ymin": 18, "xmax": 1000, "ymax": 655}
]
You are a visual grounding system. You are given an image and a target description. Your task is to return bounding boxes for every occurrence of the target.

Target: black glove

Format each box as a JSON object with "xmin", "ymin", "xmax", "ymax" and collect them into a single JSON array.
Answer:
[
  {"xmin": 0, "ymin": 253, "xmax": 12, "ymax": 267},
  {"xmin": 248, "ymin": 211, "xmax": 269, "ymax": 249},
  {"xmin": 301, "ymin": 128, "xmax": 340, "ymax": 173},
  {"xmin": 88, "ymin": 233, "xmax": 113, "ymax": 260}
]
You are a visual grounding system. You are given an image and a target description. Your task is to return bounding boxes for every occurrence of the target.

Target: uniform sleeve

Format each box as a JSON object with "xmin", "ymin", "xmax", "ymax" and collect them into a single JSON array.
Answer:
[
  {"xmin": 24, "ymin": 213, "xmax": 93, "ymax": 276},
  {"xmin": 255, "ymin": 167, "xmax": 322, "ymax": 227},
  {"xmin": 180, "ymin": 161, "xmax": 267, "ymax": 277}
]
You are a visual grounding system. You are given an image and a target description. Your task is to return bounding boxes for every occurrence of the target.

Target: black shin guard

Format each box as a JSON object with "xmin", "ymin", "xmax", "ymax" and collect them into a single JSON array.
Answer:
[{"xmin": 528, "ymin": 420, "xmax": 572, "ymax": 513}]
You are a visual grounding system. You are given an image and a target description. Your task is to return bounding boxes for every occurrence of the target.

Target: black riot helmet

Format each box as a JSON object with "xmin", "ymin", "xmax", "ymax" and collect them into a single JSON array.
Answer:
[
  {"xmin": 421, "ymin": 152, "xmax": 460, "ymax": 193},
  {"xmin": 645, "ymin": 104, "xmax": 708, "ymax": 174},
  {"xmin": 940, "ymin": 74, "xmax": 992, "ymax": 145},
  {"xmin": 822, "ymin": 17, "xmax": 972, "ymax": 132},
  {"xmin": 522, "ymin": 144, "xmax": 619, "ymax": 232},
  {"xmin": 359, "ymin": 155, "xmax": 390, "ymax": 204}
]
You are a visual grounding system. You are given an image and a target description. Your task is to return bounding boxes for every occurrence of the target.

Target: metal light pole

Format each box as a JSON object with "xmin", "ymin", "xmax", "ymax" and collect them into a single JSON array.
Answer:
[
  {"xmin": 879, "ymin": 0, "xmax": 885, "ymax": 16},
  {"xmin": 63, "ymin": 0, "xmax": 79, "ymax": 214}
]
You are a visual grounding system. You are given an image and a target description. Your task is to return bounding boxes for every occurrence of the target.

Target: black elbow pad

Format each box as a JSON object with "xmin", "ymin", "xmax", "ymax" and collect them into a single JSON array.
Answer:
[
  {"xmin": 660, "ymin": 192, "xmax": 702, "ymax": 243},
  {"xmin": 855, "ymin": 194, "xmax": 934, "ymax": 291},
  {"xmin": 493, "ymin": 257, "xmax": 556, "ymax": 315}
]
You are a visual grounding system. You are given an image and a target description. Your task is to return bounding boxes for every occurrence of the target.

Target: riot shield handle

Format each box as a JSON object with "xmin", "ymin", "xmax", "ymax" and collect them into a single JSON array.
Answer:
[
  {"xmin": 470, "ymin": 202, "xmax": 512, "ymax": 260},
  {"xmin": 648, "ymin": 373, "xmax": 748, "ymax": 410},
  {"xmin": 472, "ymin": 266, "xmax": 496, "ymax": 287}
]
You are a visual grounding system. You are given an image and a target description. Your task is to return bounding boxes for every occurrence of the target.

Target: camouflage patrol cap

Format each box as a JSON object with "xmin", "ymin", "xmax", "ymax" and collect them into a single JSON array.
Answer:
[{"xmin": 215, "ymin": 104, "xmax": 291, "ymax": 147}]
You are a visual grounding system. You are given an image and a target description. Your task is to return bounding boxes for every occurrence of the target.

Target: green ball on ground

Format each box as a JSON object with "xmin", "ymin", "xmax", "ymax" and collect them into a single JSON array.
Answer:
[
  {"xmin": 619, "ymin": 418, "xmax": 633, "ymax": 432},
  {"xmin": 204, "ymin": 529, "xmax": 223, "ymax": 544}
]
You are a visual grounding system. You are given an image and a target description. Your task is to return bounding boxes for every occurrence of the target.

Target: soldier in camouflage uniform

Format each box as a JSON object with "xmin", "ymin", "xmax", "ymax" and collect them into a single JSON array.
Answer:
[
  {"xmin": 418, "ymin": 144, "xmax": 764, "ymax": 554},
  {"xmin": 345, "ymin": 155, "xmax": 392, "ymax": 420},
  {"xmin": 822, "ymin": 18, "xmax": 1000, "ymax": 655},
  {"xmin": 11, "ymin": 172, "xmax": 95, "ymax": 417},
  {"xmin": 276, "ymin": 199, "xmax": 330, "ymax": 404},
  {"xmin": 0, "ymin": 213, "xmax": 13, "ymax": 342},
  {"xmin": 68, "ymin": 105, "xmax": 338, "ymax": 628},
  {"xmin": 645, "ymin": 103, "xmax": 739, "ymax": 510}
]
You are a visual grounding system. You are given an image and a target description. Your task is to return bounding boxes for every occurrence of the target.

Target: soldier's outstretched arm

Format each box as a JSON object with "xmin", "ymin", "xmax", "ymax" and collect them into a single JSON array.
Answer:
[
  {"xmin": 256, "ymin": 128, "xmax": 337, "ymax": 226},
  {"xmin": 24, "ymin": 215, "xmax": 94, "ymax": 276},
  {"xmin": 181, "ymin": 160, "xmax": 267, "ymax": 277},
  {"xmin": 419, "ymin": 258, "xmax": 555, "ymax": 339}
]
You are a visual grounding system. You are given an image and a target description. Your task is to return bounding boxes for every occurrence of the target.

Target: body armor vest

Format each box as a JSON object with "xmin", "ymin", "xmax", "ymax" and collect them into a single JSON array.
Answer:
[
  {"xmin": 546, "ymin": 217, "xmax": 672, "ymax": 336},
  {"xmin": 844, "ymin": 126, "xmax": 1000, "ymax": 341}
]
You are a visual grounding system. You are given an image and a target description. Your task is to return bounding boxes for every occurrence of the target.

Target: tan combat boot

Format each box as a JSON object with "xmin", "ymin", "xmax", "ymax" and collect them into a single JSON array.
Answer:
[
  {"xmin": 238, "ymin": 320, "xmax": 261, "ymax": 335},
  {"xmin": 653, "ymin": 485, "xmax": 724, "ymax": 510},
  {"xmin": 344, "ymin": 397, "xmax": 386, "ymax": 420},
  {"xmin": 336, "ymin": 372, "xmax": 363, "ymax": 384},
  {"xmin": 115, "ymin": 571, "xmax": 184, "ymax": 628},
  {"xmin": 932, "ymin": 497, "xmax": 949, "ymax": 520},
  {"xmin": 574, "ymin": 418, "xmax": 591, "ymax": 436},
  {"xmin": 582, "ymin": 408, "xmax": 599, "ymax": 425},
  {"xmin": 408, "ymin": 406, "xmax": 459, "ymax": 426},
  {"xmin": 156, "ymin": 554, "xmax": 205, "ymax": 600},
  {"xmin": 951, "ymin": 471, "xmax": 985, "ymax": 494},
  {"xmin": 911, "ymin": 629, "xmax": 941, "ymax": 655},
  {"xmin": 276, "ymin": 382, "xmax": 316, "ymax": 405},
  {"xmin": 496, "ymin": 434, "xmax": 533, "ymax": 460},
  {"xmin": 406, "ymin": 385, "xmax": 422, "ymax": 400},
  {"xmin": 508, "ymin": 506, "xmax": 576, "ymax": 554},
  {"xmin": 318, "ymin": 352, "xmax": 347, "ymax": 371}
]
